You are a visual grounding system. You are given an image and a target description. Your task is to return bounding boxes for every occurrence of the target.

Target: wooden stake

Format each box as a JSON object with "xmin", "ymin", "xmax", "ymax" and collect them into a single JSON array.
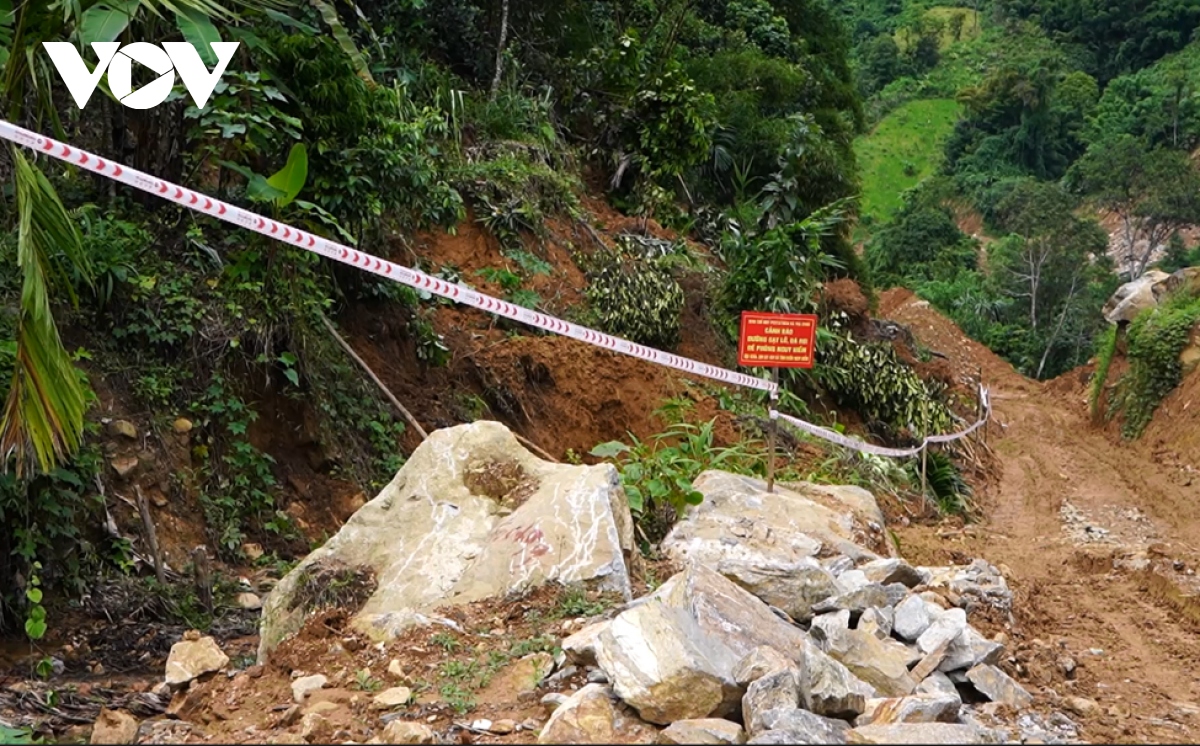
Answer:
[
  {"xmin": 192, "ymin": 545, "xmax": 213, "ymax": 613},
  {"xmin": 320, "ymin": 313, "xmax": 559, "ymax": 462},
  {"xmin": 766, "ymin": 367, "xmax": 779, "ymax": 493},
  {"xmin": 920, "ymin": 446, "xmax": 928, "ymax": 497},
  {"xmin": 321, "ymin": 313, "xmax": 429, "ymax": 440},
  {"xmin": 135, "ymin": 486, "xmax": 166, "ymax": 585}
]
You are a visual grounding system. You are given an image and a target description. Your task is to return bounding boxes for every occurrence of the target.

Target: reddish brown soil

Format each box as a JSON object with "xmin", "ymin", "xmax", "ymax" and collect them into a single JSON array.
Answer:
[{"xmin": 880, "ymin": 288, "xmax": 1200, "ymax": 744}]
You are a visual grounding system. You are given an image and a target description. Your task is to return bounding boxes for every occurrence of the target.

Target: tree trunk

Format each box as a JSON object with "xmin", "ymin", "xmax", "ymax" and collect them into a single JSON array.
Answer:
[
  {"xmin": 489, "ymin": 0, "xmax": 510, "ymax": 101},
  {"xmin": 1036, "ymin": 273, "xmax": 1080, "ymax": 380}
]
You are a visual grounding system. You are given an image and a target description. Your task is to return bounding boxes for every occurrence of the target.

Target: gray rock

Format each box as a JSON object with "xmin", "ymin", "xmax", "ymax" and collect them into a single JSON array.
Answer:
[
  {"xmin": 812, "ymin": 584, "xmax": 890, "ymax": 616},
  {"xmin": 856, "ymin": 694, "xmax": 961, "ymax": 726},
  {"xmin": 593, "ymin": 564, "xmax": 815, "ymax": 724},
  {"xmin": 919, "ymin": 562, "xmax": 1013, "ymax": 615},
  {"xmin": 884, "ymin": 583, "xmax": 910, "ymax": 607},
  {"xmin": 938, "ymin": 626, "xmax": 1004, "ymax": 673},
  {"xmin": 835, "ymin": 570, "xmax": 870, "ymax": 593},
  {"xmin": 858, "ymin": 607, "xmax": 893, "ymax": 639},
  {"xmin": 849, "ymin": 722, "xmax": 1002, "ymax": 744},
  {"xmin": 823, "ymin": 556, "xmax": 855, "ymax": 577},
  {"xmin": 964, "ymin": 664, "xmax": 1033, "ymax": 709},
  {"xmin": 657, "ymin": 719, "xmax": 746, "ymax": 745},
  {"xmin": 164, "ymin": 636, "xmax": 229, "ymax": 688},
  {"xmin": 757, "ymin": 709, "xmax": 851, "ymax": 742},
  {"xmin": 797, "ymin": 640, "xmax": 874, "ymax": 720},
  {"xmin": 291, "ymin": 674, "xmax": 327, "ymax": 704},
  {"xmin": 917, "ymin": 608, "xmax": 967, "ymax": 654},
  {"xmin": 259, "ymin": 422, "xmax": 636, "ymax": 658},
  {"xmin": 717, "ymin": 556, "xmax": 839, "ymax": 623},
  {"xmin": 748, "ymin": 729, "xmax": 847, "ymax": 745},
  {"xmin": 743, "ymin": 669, "xmax": 801, "ymax": 735},
  {"xmin": 915, "ymin": 671, "xmax": 958, "ymax": 698},
  {"xmin": 817, "ymin": 627, "xmax": 916, "ymax": 698},
  {"xmin": 664, "ymin": 472, "xmax": 888, "ymax": 578},
  {"xmin": 892, "ymin": 596, "xmax": 935, "ymax": 642},
  {"xmin": 860, "ymin": 559, "xmax": 926, "ymax": 588},
  {"xmin": 537, "ymin": 684, "xmax": 655, "ymax": 744},
  {"xmin": 733, "ymin": 647, "xmax": 794, "ymax": 687},
  {"xmin": 809, "ymin": 610, "xmax": 851, "ymax": 643}
]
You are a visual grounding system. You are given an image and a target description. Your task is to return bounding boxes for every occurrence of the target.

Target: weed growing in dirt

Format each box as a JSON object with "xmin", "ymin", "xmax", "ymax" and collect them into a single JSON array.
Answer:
[
  {"xmin": 355, "ymin": 668, "xmax": 384, "ymax": 692},
  {"xmin": 550, "ymin": 584, "xmax": 610, "ymax": 619},
  {"xmin": 430, "ymin": 632, "xmax": 462, "ymax": 652}
]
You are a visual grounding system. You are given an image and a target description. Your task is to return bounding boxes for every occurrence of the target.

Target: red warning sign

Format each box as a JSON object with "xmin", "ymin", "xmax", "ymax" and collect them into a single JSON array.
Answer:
[{"xmin": 737, "ymin": 312, "xmax": 817, "ymax": 368}]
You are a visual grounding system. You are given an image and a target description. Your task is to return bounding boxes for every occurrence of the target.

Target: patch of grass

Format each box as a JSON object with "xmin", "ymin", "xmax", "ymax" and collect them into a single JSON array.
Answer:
[
  {"xmin": 430, "ymin": 632, "xmax": 462, "ymax": 653},
  {"xmin": 550, "ymin": 583, "xmax": 612, "ymax": 619},
  {"xmin": 355, "ymin": 668, "xmax": 383, "ymax": 692},
  {"xmin": 854, "ymin": 98, "xmax": 961, "ymax": 226},
  {"xmin": 509, "ymin": 634, "xmax": 559, "ymax": 657},
  {"xmin": 439, "ymin": 682, "xmax": 476, "ymax": 714}
]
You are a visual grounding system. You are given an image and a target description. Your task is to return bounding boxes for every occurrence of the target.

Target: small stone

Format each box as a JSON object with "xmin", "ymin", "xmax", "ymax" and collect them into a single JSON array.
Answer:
[
  {"xmin": 241, "ymin": 543, "xmax": 264, "ymax": 561},
  {"xmin": 587, "ymin": 668, "xmax": 609, "ymax": 684},
  {"xmin": 387, "ymin": 659, "xmax": 409, "ymax": 683},
  {"xmin": 372, "ymin": 687, "xmax": 412, "ymax": 710},
  {"xmin": 110, "ymin": 456, "xmax": 139, "ymax": 478},
  {"xmin": 1057, "ymin": 656, "xmax": 1077, "ymax": 679},
  {"xmin": 519, "ymin": 718, "xmax": 542, "ymax": 732},
  {"xmin": 380, "ymin": 721, "xmax": 436, "ymax": 745},
  {"xmin": 236, "ymin": 593, "xmax": 262, "ymax": 611},
  {"xmin": 810, "ymin": 610, "xmax": 851, "ymax": 643},
  {"xmin": 280, "ymin": 705, "xmax": 302, "ymax": 727},
  {"xmin": 91, "ymin": 707, "xmax": 138, "ymax": 744},
  {"xmin": 108, "ymin": 420, "xmax": 138, "ymax": 439},
  {"xmin": 1063, "ymin": 696, "xmax": 1099, "ymax": 717},
  {"xmin": 306, "ymin": 702, "xmax": 340, "ymax": 716},
  {"xmin": 173, "ymin": 418, "xmax": 194, "ymax": 434},
  {"xmin": 488, "ymin": 720, "xmax": 517, "ymax": 735},
  {"xmin": 657, "ymin": 719, "xmax": 747, "ymax": 745},
  {"xmin": 300, "ymin": 713, "xmax": 333, "ymax": 743},
  {"xmin": 291, "ymin": 674, "xmax": 328, "ymax": 704},
  {"xmin": 164, "ymin": 636, "xmax": 229, "ymax": 688},
  {"xmin": 965, "ymin": 664, "xmax": 1033, "ymax": 709},
  {"xmin": 916, "ymin": 672, "xmax": 958, "ymax": 697},
  {"xmin": 541, "ymin": 693, "xmax": 569, "ymax": 710}
]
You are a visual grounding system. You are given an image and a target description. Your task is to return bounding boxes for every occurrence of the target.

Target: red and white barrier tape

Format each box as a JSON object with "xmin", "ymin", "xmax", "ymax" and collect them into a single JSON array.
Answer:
[
  {"xmin": 770, "ymin": 384, "xmax": 991, "ymax": 457},
  {"xmin": 2, "ymin": 120, "xmax": 993, "ymax": 457},
  {"xmin": 0, "ymin": 119, "xmax": 774, "ymax": 393}
]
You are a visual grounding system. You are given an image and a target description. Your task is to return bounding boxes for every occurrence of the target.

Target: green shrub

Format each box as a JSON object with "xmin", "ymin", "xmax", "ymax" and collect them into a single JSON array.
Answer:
[
  {"xmin": 584, "ymin": 248, "xmax": 685, "ymax": 349},
  {"xmin": 1088, "ymin": 325, "xmax": 1118, "ymax": 422},
  {"xmin": 1111, "ymin": 295, "xmax": 1200, "ymax": 439}
]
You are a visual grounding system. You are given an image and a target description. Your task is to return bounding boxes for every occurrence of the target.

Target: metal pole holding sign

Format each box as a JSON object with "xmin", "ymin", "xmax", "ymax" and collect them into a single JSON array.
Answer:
[
  {"xmin": 766, "ymin": 367, "xmax": 780, "ymax": 493},
  {"xmin": 736, "ymin": 312, "xmax": 816, "ymax": 495}
]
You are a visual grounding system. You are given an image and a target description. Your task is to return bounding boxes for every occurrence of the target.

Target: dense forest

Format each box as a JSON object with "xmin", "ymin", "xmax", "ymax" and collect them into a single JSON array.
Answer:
[{"xmin": 0, "ymin": 0, "xmax": 1199, "ymax": 656}]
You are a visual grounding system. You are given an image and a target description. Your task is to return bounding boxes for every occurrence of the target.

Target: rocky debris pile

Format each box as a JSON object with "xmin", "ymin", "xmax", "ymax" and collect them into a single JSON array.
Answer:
[
  {"xmin": 81, "ymin": 423, "xmax": 1077, "ymax": 744},
  {"xmin": 259, "ymin": 422, "xmax": 636, "ymax": 659}
]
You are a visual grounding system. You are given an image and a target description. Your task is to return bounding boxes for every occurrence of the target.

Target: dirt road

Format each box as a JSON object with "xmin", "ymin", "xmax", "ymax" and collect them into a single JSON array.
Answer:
[{"xmin": 880, "ymin": 288, "xmax": 1200, "ymax": 744}]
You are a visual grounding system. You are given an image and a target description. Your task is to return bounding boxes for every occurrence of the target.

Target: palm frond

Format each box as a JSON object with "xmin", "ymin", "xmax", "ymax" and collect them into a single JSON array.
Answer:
[{"xmin": 0, "ymin": 149, "xmax": 93, "ymax": 478}]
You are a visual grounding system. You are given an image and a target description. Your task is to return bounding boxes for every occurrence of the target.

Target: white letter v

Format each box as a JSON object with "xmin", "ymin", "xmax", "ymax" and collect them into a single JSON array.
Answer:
[{"xmin": 42, "ymin": 42, "xmax": 121, "ymax": 109}]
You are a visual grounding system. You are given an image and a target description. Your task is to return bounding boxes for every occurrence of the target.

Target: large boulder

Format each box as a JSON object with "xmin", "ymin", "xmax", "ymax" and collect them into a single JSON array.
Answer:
[
  {"xmin": 259, "ymin": 422, "xmax": 634, "ymax": 659},
  {"xmin": 661, "ymin": 472, "xmax": 890, "ymax": 595},
  {"xmin": 1103, "ymin": 270, "xmax": 1172, "ymax": 324},
  {"xmin": 537, "ymin": 684, "xmax": 656, "ymax": 744}
]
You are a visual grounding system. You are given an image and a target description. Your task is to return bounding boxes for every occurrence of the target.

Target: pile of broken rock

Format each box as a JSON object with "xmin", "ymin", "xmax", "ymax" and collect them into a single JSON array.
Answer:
[
  {"xmin": 207, "ymin": 422, "xmax": 1082, "ymax": 745},
  {"xmin": 544, "ymin": 468, "xmax": 1041, "ymax": 744}
]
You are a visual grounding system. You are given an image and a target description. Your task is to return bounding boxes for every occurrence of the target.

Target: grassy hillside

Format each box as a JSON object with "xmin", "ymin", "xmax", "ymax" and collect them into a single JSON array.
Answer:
[
  {"xmin": 894, "ymin": 6, "xmax": 982, "ymax": 52},
  {"xmin": 854, "ymin": 98, "xmax": 961, "ymax": 226}
]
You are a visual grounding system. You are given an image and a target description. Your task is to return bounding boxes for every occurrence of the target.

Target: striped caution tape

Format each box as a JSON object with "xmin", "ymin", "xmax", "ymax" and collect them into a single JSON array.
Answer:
[
  {"xmin": 771, "ymin": 384, "xmax": 991, "ymax": 458},
  {"xmin": 1, "ymin": 119, "xmax": 993, "ymax": 457},
  {"xmin": 0, "ymin": 119, "xmax": 776, "ymax": 394}
]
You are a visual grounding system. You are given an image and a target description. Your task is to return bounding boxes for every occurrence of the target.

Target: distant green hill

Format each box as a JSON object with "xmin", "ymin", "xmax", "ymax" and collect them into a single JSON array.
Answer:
[{"xmin": 854, "ymin": 98, "xmax": 960, "ymax": 227}]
